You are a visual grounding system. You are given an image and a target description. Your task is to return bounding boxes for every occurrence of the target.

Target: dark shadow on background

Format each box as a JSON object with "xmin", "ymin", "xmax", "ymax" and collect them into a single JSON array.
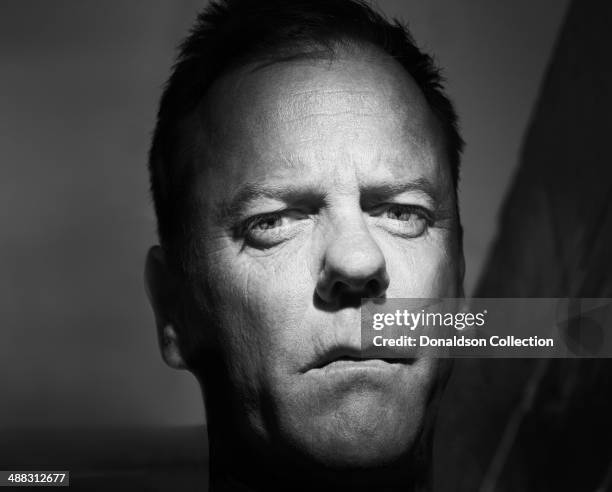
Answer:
[
  {"xmin": 434, "ymin": 0, "xmax": 612, "ymax": 490},
  {"xmin": 0, "ymin": 426, "xmax": 208, "ymax": 491}
]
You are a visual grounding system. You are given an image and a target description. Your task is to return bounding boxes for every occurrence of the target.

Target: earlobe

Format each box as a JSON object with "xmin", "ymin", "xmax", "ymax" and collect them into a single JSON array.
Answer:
[
  {"xmin": 145, "ymin": 245, "xmax": 187, "ymax": 370},
  {"xmin": 160, "ymin": 324, "xmax": 187, "ymax": 369}
]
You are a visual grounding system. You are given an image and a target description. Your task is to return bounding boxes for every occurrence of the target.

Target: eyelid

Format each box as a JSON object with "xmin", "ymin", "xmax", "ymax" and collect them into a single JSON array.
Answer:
[
  {"xmin": 240, "ymin": 208, "xmax": 308, "ymax": 233},
  {"xmin": 370, "ymin": 203, "xmax": 434, "ymax": 223}
]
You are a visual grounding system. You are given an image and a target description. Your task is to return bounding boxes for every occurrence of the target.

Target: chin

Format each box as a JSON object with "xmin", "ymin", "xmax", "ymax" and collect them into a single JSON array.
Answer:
[{"xmin": 281, "ymin": 390, "xmax": 427, "ymax": 469}]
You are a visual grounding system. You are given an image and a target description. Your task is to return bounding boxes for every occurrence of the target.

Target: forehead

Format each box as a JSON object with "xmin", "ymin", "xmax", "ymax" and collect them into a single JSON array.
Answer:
[{"xmin": 193, "ymin": 48, "xmax": 450, "ymax": 193}]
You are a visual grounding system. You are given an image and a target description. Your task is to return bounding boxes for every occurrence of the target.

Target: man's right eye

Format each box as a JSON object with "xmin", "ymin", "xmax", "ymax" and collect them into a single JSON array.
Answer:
[
  {"xmin": 248, "ymin": 214, "xmax": 283, "ymax": 231},
  {"xmin": 241, "ymin": 211, "xmax": 307, "ymax": 248}
]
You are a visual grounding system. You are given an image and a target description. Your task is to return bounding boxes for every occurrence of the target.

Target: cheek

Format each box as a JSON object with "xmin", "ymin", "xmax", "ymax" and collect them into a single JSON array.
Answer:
[
  {"xmin": 240, "ymin": 257, "xmax": 312, "ymax": 333},
  {"xmin": 198, "ymin": 240, "xmax": 314, "ymax": 370},
  {"xmin": 382, "ymin": 234, "xmax": 460, "ymax": 298}
]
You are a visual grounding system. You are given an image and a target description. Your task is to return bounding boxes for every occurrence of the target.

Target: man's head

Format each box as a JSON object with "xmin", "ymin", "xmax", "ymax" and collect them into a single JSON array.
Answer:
[{"xmin": 146, "ymin": 0, "xmax": 464, "ymax": 487}]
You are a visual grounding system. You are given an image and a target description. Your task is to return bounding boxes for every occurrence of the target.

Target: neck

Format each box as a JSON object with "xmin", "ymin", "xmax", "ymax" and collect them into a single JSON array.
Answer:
[
  {"xmin": 211, "ymin": 471, "xmax": 431, "ymax": 492},
  {"xmin": 209, "ymin": 462, "xmax": 432, "ymax": 492},
  {"xmin": 206, "ymin": 426, "xmax": 434, "ymax": 492}
]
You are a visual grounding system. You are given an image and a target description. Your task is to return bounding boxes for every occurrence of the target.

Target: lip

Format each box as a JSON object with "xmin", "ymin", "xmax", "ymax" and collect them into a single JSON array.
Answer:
[
  {"xmin": 302, "ymin": 346, "xmax": 413, "ymax": 374},
  {"xmin": 317, "ymin": 356, "xmax": 407, "ymax": 374}
]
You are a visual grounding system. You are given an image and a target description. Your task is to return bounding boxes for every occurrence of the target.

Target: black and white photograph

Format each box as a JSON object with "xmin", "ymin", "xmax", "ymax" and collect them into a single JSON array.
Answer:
[{"xmin": 2, "ymin": 0, "xmax": 612, "ymax": 490}]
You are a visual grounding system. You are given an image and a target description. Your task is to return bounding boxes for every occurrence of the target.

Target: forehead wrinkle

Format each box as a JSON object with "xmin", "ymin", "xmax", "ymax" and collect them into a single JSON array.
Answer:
[
  {"xmin": 274, "ymin": 88, "xmax": 395, "ymax": 125},
  {"xmin": 282, "ymin": 88, "xmax": 375, "ymax": 98},
  {"xmin": 279, "ymin": 110, "xmax": 388, "ymax": 125},
  {"xmin": 261, "ymin": 126, "xmax": 443, "ymax": 185}
]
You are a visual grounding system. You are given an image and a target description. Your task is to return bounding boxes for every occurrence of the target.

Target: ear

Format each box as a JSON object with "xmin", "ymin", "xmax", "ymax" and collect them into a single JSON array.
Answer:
[{"xmin": 145, "ymin": 245, "xmax": 187, "ymax": 370}]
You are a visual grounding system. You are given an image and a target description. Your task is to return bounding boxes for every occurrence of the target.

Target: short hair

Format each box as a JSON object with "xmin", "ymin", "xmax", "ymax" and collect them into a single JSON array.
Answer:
[{"xmin": 149, "ymin": 0, "xmax": 463, "ymax": 275}]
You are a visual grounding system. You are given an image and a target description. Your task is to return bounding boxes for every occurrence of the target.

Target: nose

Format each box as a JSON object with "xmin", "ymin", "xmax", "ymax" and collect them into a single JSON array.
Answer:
[{"xmin": 315, "ymin": 217, "xmax": 390, "ymax": 305}]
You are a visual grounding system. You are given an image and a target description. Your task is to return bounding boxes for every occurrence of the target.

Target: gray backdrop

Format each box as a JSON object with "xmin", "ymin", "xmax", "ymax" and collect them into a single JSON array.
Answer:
[{"xmin": 0, "ymin": 0, "xmax": 569, "ymax": 430}]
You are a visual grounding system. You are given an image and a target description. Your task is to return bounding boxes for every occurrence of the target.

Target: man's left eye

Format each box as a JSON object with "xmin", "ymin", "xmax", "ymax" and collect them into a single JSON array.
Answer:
[{"xmin": 375, "ymin": 204, "xmax": 432, "ymax": 237}]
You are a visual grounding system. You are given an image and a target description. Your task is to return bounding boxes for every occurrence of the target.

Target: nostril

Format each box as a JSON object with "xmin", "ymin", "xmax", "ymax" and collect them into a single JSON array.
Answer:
[
  {"xmin": 329, "ymin": 282, "xmax": 342, "ymax": 301},
  {"xmin": 365, "ymin": 279, "xmax": 381, "ymax": 297}
]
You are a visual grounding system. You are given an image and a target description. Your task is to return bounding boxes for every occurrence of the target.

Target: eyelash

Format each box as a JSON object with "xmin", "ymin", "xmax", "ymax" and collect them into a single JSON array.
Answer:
[
  {"xmin": 244, "ymin": 213, "xmax": 284, "ymax": 232},
  {"xmin": 238, "ymin": 210, "xmax": 304, "ymax": 238},
  {"xmin": 377, "ymin": 204, "xmax": 434, "ymax": 224}
]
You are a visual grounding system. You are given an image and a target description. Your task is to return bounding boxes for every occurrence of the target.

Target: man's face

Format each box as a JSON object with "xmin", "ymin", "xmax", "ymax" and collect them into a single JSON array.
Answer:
[{"xmin": 184, "ymin": 49, "xmax": 462, "ymax": 467}]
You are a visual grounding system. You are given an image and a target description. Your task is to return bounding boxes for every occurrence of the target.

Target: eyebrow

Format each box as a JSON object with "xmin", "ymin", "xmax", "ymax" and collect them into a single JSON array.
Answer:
[
  {"xmin": 214, "ymin": 181, "xmax": 325, "ymax": 224},
  {"xmin": 359, "ymin": 177, "xmax": 440, "ymax": 206},
  {"xmin": 214, "ymin": 176, "xmax": 441, "ymax": 224}
]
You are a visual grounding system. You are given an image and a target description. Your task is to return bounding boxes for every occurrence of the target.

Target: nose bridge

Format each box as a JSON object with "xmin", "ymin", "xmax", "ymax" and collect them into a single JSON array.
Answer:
[
  {"xmin": 330, "ymin": 210, "xmax": 381, "ymax": 271},
  {"xmin": 316, "ymin": 204, "xmax": 389, "ymax": 302}
]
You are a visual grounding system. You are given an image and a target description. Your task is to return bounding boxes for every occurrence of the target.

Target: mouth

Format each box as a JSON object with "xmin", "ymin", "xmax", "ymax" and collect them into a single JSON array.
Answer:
[
  {"xmin": 320, "ymin": 356, "xmax": 409, "ymax": 373},
  {"xmin": 302, "ymin": 347, "xmax": 414, "ymax": 374}
]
